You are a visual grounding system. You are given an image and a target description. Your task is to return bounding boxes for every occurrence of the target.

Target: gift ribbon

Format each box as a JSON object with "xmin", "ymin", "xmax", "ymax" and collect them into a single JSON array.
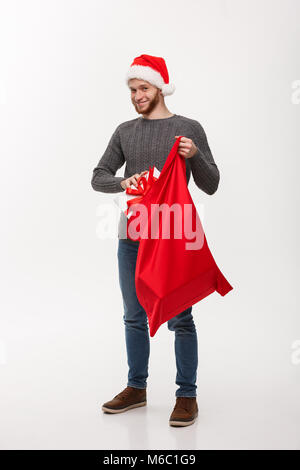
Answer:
[{"xmin": 124, "ymin": 166, "xmax": 159, "ymax": 217}]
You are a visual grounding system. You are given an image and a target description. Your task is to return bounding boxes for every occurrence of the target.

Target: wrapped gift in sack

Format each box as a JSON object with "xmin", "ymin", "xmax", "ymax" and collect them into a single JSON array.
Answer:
[
  {"xmin": 125, "ymin": 166, "xmax": 160, "ymax": 219},
  {"xmin": 127, "ymin": 136, "xmax": 233, "ymax": 337},
  {"xmin": 113, "ymin": 167, "xmax": 161, "ymax": 219}
]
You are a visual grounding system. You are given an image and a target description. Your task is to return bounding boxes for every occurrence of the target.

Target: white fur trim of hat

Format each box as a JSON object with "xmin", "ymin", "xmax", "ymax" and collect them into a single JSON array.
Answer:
[{"xmin": 125, "ymin": 65, "xmax": 176, "ymax": 96}]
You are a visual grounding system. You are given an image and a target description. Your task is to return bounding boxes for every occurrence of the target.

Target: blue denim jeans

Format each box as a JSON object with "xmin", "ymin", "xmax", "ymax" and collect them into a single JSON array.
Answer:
[{"xmin": 117, "ymin": 239, "xmax": 198, "ymax": 397}]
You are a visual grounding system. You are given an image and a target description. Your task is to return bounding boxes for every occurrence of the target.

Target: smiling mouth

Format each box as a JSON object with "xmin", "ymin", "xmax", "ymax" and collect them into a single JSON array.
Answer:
[{"xmin": 137, "ymin": 102, "xmax": 148, "ymax": 105}]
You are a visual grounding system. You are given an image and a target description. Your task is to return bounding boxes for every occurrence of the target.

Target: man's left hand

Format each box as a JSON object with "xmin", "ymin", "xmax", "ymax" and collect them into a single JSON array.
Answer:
[{"xmin": 174, "ymin": 136, "xmax": 197, "ymax": 159}]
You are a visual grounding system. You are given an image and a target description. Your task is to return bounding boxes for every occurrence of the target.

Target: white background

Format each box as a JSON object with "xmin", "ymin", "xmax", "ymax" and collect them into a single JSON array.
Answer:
[{"xmin": 0, "ymin": 0, "xmax": 299, "ymax": 450}]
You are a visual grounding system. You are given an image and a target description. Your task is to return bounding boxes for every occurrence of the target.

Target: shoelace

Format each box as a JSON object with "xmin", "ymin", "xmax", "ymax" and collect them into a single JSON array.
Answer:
[
  {"xmin": 114, "ymin": 387, "xmax": 135, "ymax": 401},
  {"xmin": 174, "ymin": 397, "xmax": 195, "ymax": 412}
]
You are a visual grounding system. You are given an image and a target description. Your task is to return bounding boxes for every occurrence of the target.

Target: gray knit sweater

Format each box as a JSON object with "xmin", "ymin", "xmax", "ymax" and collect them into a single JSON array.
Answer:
[{"xmin": 91, "ymin": 114, "xmax": 220, "ymax": 243}]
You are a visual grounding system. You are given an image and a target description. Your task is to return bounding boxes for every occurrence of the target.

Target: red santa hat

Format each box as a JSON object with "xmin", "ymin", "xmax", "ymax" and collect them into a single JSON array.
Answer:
[{"xmin": 125, "ymin": 54, "xmax": 175, "ymax": 96}]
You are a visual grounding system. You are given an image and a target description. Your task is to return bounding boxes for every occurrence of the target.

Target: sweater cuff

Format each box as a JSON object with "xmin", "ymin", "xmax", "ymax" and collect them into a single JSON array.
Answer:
[
  {"xmin": 115, "ymin": 176, "xmax": 126, "ymax": 192},
  {"xmin": 190, "ymin": 146, "xmax": 202, "ymax": 161},
  {"xmin": 189, "ymin": 147, "xmax": 204, "ymax": 166}
]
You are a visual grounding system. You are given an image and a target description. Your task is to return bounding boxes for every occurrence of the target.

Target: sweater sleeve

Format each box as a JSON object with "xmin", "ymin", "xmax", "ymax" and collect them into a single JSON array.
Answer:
[
  {"xmin": 91, "ymin": 126, "xmax": 126, "ymax": 193},
  {"xmin": 188, "ymin": 121, "xmax": 220, "ymax": 195}
]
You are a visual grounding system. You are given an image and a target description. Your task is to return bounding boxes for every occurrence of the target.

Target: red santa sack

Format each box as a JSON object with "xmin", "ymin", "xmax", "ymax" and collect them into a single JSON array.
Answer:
[{"xmin": 127, "ymin": 136, "xmax": 233, "ymax": 337}]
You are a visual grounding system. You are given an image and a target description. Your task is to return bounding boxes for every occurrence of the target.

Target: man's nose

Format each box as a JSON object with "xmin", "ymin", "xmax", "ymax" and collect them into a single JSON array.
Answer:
[{"xmin": 135, "ymin": 92, "xmax": 144, "ymax": 101}]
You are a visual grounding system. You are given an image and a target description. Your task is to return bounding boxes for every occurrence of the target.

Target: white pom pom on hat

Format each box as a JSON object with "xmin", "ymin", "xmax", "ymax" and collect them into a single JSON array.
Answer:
[{"xmin": 125, "ymin": 54, "xmax": 175, "ymax": 96}]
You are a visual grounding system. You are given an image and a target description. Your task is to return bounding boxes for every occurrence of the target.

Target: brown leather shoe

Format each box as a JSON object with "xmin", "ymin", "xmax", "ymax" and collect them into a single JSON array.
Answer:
[
  {"xmin": 102, "ymin": 386, "xmax": 147, "ymax": 414},
  {"xmin": 169, "ymin": 397, "xmax": 198, "ymax": 427}
]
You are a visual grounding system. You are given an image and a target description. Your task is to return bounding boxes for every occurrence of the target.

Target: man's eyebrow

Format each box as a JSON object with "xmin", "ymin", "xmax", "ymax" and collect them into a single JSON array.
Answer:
[{"xmin": 129, "ymin": 84, "xmax": 149, "ymax": 90}]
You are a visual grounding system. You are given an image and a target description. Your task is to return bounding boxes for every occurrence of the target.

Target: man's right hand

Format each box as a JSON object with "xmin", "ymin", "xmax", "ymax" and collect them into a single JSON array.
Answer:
[{"xmin": 120, "ymin": 170, "xmax": 148, "ymax": 190}]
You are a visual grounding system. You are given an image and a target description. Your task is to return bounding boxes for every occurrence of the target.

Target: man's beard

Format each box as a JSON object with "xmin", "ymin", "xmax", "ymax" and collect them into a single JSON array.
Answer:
[{"xmin": 133, "ymin": 90, "xmax": 160, "ymax": 116}]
